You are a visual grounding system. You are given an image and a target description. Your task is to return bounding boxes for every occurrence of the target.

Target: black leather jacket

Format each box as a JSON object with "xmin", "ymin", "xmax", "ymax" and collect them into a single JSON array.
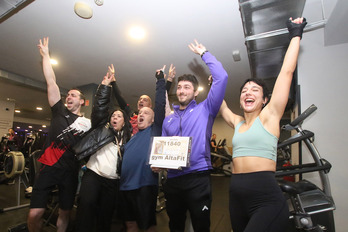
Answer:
[{"xmin": 73, "ymin": 84, "xmax": 116, "ymax": 160}]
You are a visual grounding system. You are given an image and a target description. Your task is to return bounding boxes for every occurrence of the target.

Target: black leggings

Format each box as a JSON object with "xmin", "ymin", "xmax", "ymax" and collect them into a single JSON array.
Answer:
[
  {"xmin": 229, "ymin": 171, "xmax": 289, "ymax": 232},
  {"xmin": 75, "ymin": 169, "xmax": 120, "ymax": 232}
]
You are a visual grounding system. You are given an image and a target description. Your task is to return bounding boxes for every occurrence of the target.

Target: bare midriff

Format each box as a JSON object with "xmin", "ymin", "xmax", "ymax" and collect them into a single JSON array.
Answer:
[{"xmin": 232, "ymin": 156, "xmax": 276, "ymax": 173}]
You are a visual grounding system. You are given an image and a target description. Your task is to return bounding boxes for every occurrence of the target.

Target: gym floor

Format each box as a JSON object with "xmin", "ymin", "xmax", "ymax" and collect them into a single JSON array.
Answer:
[{"xmin": 0, "ymin": 175, "xmax": 232, "ymax": 232}]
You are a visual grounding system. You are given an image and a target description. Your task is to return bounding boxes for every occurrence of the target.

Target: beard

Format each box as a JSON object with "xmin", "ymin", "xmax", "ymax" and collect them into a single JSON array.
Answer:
[{"xmin": 178, "ymin": 95, "xmax": 194, "ymax": 107}]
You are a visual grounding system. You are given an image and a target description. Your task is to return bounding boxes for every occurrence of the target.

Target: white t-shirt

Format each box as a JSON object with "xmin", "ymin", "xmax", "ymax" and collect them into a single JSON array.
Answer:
[{"xmin": 87, "ymin": 142, "xmax": 120, "ymax": 179}]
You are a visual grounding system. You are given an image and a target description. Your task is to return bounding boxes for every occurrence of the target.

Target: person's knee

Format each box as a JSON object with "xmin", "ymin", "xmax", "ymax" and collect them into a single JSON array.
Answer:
[
  {"xmin": 56, "ymin": 209, "xmax": 71, "ymax": 228},
  {"xmin": 58, "ymin": 208, "xmax": 70, "ymax": 220},
  {"xmin": 27, "ymin": 208, "xmax": 45, "ymax": 222},
  {"xmin": 27, "ymin": 208, "xmax": 45, "ymax": 232}
]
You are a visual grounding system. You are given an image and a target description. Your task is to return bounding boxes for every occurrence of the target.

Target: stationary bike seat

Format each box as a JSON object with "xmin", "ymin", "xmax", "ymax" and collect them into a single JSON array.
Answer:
[{"xmin": 278, "ymin": 179, "xmax": 317, "ymax": 195}]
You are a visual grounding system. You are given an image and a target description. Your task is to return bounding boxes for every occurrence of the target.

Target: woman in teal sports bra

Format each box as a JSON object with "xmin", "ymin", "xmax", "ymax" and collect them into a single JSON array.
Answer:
[{"xmin": 219, "ymin": 17, "xmax": 307, "ymax": 232}]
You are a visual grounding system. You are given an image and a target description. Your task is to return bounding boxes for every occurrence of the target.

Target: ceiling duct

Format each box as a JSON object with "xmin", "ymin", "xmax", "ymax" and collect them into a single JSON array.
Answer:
[
  {"xmin": 238, "ymin": 0, "xmax": 306, "ymax": 112},
  {"xmin": 238, "ymin": 0, "xmax": 306, "ymax": 81},
  {"xmin": 0, "ymin": 0, "xmax": 34, "ymax": 23}
]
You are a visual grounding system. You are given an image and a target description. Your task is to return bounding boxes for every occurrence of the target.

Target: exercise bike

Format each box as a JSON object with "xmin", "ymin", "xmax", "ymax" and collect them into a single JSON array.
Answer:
[
  {"xmin": 276, "ymin": 104, "xmax": 335, "ymax": 232},
  {"xmin": 210, "ymin": 139, "xmax": 232, "ymax": 176}
]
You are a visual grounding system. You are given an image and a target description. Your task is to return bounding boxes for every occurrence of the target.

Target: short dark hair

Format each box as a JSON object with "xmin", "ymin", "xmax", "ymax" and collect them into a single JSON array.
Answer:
[
  {"xmin": 69, "ymin": 88, "xmax": 86, "ymax": 105},
  {"xmin": 240, "ymin": 78, "xmax": 270, "ymax": 102},
  {"xmin": 178, "ymin": 74, "xmax": 199, "ymax": 91}
]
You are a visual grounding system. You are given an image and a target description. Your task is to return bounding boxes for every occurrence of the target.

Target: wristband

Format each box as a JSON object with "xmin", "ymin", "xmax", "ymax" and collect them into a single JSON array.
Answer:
[{"xmin": 200, "ymin": 50, "xmax": 208, "ymax": 58}]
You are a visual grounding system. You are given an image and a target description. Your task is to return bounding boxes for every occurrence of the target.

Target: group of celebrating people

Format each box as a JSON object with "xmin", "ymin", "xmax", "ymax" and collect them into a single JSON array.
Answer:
[{"xmin": 26, "ymin": 17, "xmax": 307, "ymax": 232}]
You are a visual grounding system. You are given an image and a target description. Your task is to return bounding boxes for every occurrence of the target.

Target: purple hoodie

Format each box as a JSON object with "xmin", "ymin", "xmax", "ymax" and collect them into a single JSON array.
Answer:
[{"xmin": 162, "ymin": 52, "xmax": 228, "ymax": 178}]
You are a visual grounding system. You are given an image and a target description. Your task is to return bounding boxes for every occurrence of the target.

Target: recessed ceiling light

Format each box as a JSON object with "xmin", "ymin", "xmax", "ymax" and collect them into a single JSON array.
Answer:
[
  {"xmin": 36, "ymin": 107, "xmax": 43, "ymax": 110},
  {"xmin": 198, "ymin": 86, "xmax": 204, "ymax": 92},
  {"xmin": 129, "ymin": 26, "xmax": 146, "ymax": 40},
  {"xmin": 42, "ymin": 125, "xmax": 46, "ymax": 128},
  {"xmin": 95, "ymin": 0, "xmax": 104, "ymax": 6},
  {"xmin": 15, "ymin": 110, "xmax": 21, "ymax": 113},
  {"xmin": 28, "ymin": 126, "xmax": 32, "ymax": 128},
  {"xmin": 74, "ymin": 2, "xmax": 93, "ymax": 19}
]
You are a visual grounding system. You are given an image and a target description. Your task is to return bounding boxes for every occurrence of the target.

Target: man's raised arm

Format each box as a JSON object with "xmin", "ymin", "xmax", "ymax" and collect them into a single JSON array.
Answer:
[{"xmin": 37, "ymin": 37, "xmax": 61, "ymax": 107}]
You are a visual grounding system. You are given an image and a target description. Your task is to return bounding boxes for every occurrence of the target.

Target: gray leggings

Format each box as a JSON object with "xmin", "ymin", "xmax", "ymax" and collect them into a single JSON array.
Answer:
[{"xmin": 229, "ymin": 171, "xmax": 289, "ymax": 232}]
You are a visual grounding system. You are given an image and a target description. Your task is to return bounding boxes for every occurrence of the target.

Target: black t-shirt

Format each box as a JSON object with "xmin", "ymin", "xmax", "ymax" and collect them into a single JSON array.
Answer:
[
  {"xmin": 38, "ymin": 100, "xmax": 91, "ymax": 169},
  {"xmin": 210, "ymin": 139, "xmax": 217, "ymax": 152}
]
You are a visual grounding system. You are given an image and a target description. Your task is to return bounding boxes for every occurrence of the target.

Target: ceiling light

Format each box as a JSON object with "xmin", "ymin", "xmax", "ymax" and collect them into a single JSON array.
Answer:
[
  {"xmin": 74, "ymin": 2, "xmax": 93, "ymax": 19},
  {"xmin": 16, "ymin": 127, "xmax": 20, "ymax": 129},
  {"xmin": 129, "ymin": 26, "xmax": 146, "ymax": 40},
  {"xmin": 50, "ymin": 59, "xmax": 58, "ymax": 65},
  {"xmin": 198, "ymin": 86, "xmax": 204, "ymax": 92},
  {"xmin": 15, "ymin": 110, "xmax": 20, "ymax": 113},
  {"xmin": 42, "ymin": 125, "xmax": 46, "ymax": 128},
  {"xmin": 95, "ymin": 0, "xmax": 104, "ymax": 6},
  {"xmin": 36, "ymin": 107, "xmax": 43, "ymax": 110},
  {"xmin": 28, "ymin": 126, "xmax": 32, "ymax": 128}
]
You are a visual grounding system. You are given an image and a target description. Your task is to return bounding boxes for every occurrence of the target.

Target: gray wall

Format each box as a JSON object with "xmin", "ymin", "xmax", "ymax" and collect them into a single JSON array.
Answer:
[
  {"xmin": 213, "ymin": 17, "xmax": 348, "ymax": 232},
  {"xmin": 298, "ymin": 27, "xmax": 348, "ymax": 232},
  {"xmin": 213, "ymin": 36, "xmax": 348, "ymax": 232}
]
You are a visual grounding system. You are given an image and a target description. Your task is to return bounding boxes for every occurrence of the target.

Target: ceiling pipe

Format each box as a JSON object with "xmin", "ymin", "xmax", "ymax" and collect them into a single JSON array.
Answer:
[{"xmin": 245, "ymin": 19, "xmax": 327, "ymax": 42}]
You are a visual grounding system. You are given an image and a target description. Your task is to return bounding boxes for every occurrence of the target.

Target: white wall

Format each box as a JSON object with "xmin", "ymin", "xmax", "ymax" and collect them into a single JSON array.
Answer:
[
  {"xmin": 0, "ymin": 100, "xmax": 14, "ymax": 137},
  {"xmin": 298, "ymin": 27, "xmax": 348, "ymax": 232}
]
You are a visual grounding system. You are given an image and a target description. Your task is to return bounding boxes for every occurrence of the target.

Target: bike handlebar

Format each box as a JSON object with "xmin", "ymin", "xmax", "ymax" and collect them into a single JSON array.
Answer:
[
  {"xmin": 275, "ymin": 158, "xmax": 332, "ymax": 177},
  {"xmin": 278, "ymin": 130, "xmax": 314, "ymax": 149},
  {"xmin": 288, "ymin": 104, "xmax": 317, "ymax": 127},
  {"xmin": 282, "ymin": 104, "xmax": 317, "ymax": 131}
]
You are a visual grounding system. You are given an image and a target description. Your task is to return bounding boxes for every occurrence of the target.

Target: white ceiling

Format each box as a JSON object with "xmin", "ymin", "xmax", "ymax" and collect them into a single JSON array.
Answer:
[
  {"xmin": 0, "ymin": 0, "xmax": 251, "ymax": 123},
  {"xmin": 0, "ymin": 0, "xmax": 344, "ymax": 127}
]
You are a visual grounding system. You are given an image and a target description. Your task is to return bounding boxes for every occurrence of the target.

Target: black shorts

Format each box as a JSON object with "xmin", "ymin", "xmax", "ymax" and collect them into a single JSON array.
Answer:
[
  {"xmin": 30, "ymin": 164, "xmax": 79, "ymax": 210},
  {"xmin": 120, "ymin": 185, "xmax": 158, "ymax": 230}
]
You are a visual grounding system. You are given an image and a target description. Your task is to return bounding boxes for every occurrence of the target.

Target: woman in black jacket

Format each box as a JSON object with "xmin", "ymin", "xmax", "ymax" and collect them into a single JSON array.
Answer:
[{"xmin": 74, "ymin": 65, "xmax": 132, "ymax": 232}]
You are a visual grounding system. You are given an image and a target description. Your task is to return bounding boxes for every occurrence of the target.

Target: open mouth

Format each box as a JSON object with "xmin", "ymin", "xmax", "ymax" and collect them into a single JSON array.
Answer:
[
  {"xmin": 244, "ymin": 98, "xmax": 255, "ymax": 106},
  {"xmin": 139, "ymin": 117, "xmax": 144, "ymax": 123}
]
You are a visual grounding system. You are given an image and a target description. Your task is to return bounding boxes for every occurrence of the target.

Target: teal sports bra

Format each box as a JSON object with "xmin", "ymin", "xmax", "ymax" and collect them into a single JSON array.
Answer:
[{"xmin": 232, "ymin": 116, "xmax": 278, "ymax": 161}]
